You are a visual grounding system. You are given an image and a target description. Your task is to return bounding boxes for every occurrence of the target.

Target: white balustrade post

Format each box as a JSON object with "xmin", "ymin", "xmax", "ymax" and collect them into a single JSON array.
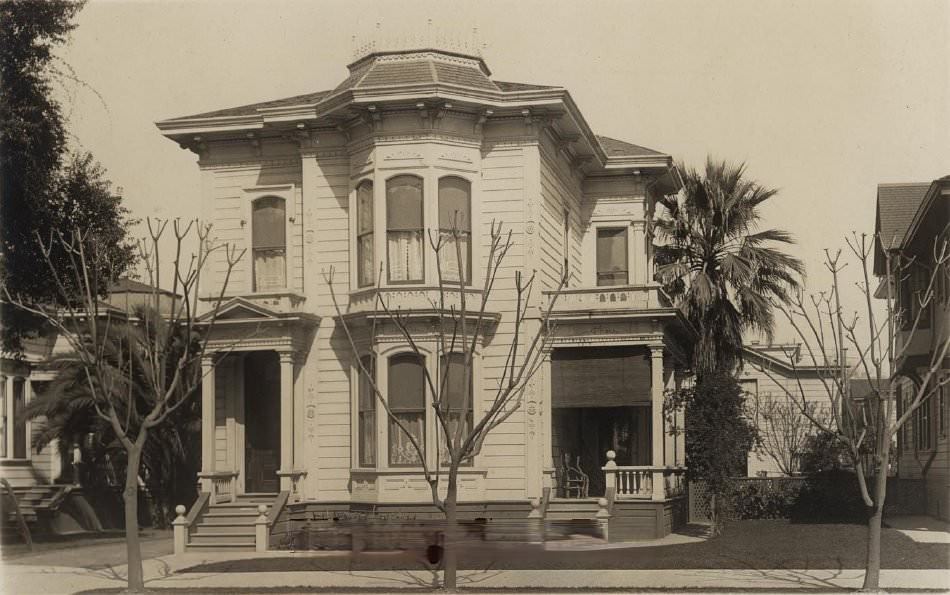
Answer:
[
  {"xmin": 200, "ymin": 355, "xmax": 216, "ymax": 494},
  {"xmin": 649, "ymin": 346, "xmax": 666, "ymax": 501},
  {"xmin": 278, "ymin": 352, "xmax": 294, "ymax": 492},
  {"xmin": 603, "ymin": 450, "xmax": 617, "ymax": 500},
  {"xmin": 255, "ymin": 504, "xmax": 269, "ymax": 552},
  {"xmin": 527, "ymin": 498, "xmax": 543, "ymax": 543},
  {"xmin": 172, "ymin": 505, "xmax": 188, "ymax": 555}
]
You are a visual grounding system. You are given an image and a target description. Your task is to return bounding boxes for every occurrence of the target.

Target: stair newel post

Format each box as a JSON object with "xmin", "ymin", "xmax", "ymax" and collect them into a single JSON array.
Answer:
[
  {"xmin": 173, "ymin": 505, "xmax": 188, "ymax": 555},
  {"xmin": 596, "ymin": 497, "xmax": 610, "ymax": 541},
  {"xmin": 255, "ymin": 504, "xmax": 269, "ymax": 552},
  {"xmin": 527, "ymin": 498, "xmax": 543, "ymax": 543}
]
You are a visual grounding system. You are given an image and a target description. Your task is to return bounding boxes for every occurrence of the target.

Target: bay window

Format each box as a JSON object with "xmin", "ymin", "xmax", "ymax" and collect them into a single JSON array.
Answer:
[
  {"xmin": 356, "ymin": 181, "xmax": 374, "ymax": 287},
  {"xmin": 358, "ymin": 355, "xmax": 376, "ymax": 467},
  {"xmin": 439, "ymin": 353, "xmax": 473, "ymax": 465},
  {"xmin": 386, "ymin": 176, "xmax": 424, "ymax": 283},
  {"xmin": 388, "ymin": 353, "xmax": 426, "ymax": 466},
  {"xmin": 252, "ymin": 197, "xmax": 286, "ymax": 291},
  {"xmin": 438, "ymin": 177, "xmax": 472, "ymax": 284},
  {"xmin": 596, "ymin": 227, "xmax": 628, "ymax": 286}
]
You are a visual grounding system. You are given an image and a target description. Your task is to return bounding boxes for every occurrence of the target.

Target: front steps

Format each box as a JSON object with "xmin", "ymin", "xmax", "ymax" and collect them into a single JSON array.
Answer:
[
  {"xmin": 545, "ymin": 498, "xmax": 601, "ymax": 520},
  {"xmin": 186, "ymin": 493, "xmax": 276, "ymax": 551},
  {"xmin": 1, "ymin": 484, "xmax": 63, "ymax": 542}
]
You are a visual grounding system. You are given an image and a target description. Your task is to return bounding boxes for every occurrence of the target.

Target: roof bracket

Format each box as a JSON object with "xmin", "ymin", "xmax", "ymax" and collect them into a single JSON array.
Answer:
[{"xmin": 474, "ymin": 109, "xmax": 493, "ymax": 135}]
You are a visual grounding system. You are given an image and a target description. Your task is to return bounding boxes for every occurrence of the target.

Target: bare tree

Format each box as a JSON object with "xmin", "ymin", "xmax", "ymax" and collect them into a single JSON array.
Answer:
[
  {"xmin": 325, "ymin": 221, "xmax": 564, "ymax": 590},
  {"xmin": 3, "ymin": 219, "xmax": 242, "ymax": 592},
  {"xmin": 750, "ymin": 230, "xmax": 949, "ymax": 590},
  {"xmin": 750, "ymin": 394, "xmax": 831, "ymax": 476}
]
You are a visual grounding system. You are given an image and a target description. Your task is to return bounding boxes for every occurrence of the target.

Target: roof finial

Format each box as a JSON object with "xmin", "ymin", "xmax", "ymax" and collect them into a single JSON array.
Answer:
[{"xmin": 427, "ymin": 18, "xmax": 433, "ymax": 48}]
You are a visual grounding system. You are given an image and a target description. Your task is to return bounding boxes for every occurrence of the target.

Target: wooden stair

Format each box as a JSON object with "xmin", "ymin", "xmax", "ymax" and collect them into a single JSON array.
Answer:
[
  {"xmin": 187, "ymin": 492, "xmax": 277, "ymax": 551},
  {"xmin": 1, "ymin": 484, "xmax": 61, "ymax": 541}
]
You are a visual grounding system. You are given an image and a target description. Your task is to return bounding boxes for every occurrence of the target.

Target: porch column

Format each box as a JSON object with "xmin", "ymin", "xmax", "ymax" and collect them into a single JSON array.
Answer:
[
  {"xmin": 23, "ymin": 378, "xmax": 32, "ymax": 461},
  {"xmin": 278, "ymin": 351, "xmax": 294, "ymax": 492},
  {"xmin": 674, "ymin": 374, "xmax": 686, "ymax": 467},
  {"xmin": 292, "ymin": 353, "xmax": 306, "ymax": 499},
  {"xmin": 631, "ymin": 221, "xmax": 647, "ymax": 285},
  {"xmin": 540, "ymin": 352, "xmax": 554, "ymax": 495},
  {"xmin": 200, "ymin": 355, "xmax": 216, "ymax": 492},
  {"xmin": 5, "ymin": 375, "xmax": 14, "ymax": 458},
  {"xmin": 649, "ymin": 345, "xmax": 666, "ymax": 501}
]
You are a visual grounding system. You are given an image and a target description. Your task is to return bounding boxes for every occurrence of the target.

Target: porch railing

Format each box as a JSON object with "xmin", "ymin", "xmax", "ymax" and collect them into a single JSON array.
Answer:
[
  {"xmin": 200, "ymin": 470, "xmax": 239, "ymax": 505},
  {"xmin": 602, "ymin": 451, "xmax": 686, "ymax": 501}
]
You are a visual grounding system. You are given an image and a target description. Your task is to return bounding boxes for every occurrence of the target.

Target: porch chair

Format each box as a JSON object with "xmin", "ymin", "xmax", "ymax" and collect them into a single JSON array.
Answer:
[{"xmin": 560, "ymin": 453, "xmax": 589, "ymax": 498}]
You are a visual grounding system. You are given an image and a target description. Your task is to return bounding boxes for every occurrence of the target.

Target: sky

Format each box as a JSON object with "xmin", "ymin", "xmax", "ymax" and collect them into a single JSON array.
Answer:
[{"xmin": 55, "ymin": 0, "xmax": 949, "ymax": 348}]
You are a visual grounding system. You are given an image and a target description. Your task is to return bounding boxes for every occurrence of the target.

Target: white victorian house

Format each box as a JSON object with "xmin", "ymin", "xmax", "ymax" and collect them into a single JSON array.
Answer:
[{"xmin": 157, "ymin": 47, "xmax": 690, "ymax": 550}]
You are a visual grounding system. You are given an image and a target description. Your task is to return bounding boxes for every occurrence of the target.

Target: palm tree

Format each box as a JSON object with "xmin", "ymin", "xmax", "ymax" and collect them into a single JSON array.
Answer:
[
  {"xmin": 24, "ymin": 307, "xmax": 201, "ymax": 527},
  {"xmin": 654, "ymin": 158, "xmax": 804, "ymax": 376}
]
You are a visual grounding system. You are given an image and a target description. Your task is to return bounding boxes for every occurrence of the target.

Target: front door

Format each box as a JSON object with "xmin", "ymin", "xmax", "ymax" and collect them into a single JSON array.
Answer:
[{"xmin": 244, "ymin": 352, "xmax": 280, "ymax": 493}]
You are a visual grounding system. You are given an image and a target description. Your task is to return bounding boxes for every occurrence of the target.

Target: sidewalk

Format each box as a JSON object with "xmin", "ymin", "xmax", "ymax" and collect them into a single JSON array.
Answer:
[{"xmin": 3, "ymin": 550, "xmax": 949, "ymax": 594}]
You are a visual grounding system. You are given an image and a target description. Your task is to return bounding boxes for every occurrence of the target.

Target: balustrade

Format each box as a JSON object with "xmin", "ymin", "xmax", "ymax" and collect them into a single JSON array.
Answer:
[{"xmin": 602, "ymin": 450, "xmax": 685, "ymax": 501}]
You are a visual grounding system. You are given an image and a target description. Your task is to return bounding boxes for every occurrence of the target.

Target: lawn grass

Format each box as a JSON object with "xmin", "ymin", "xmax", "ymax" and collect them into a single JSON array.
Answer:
[{"xmin": 180, "ymin": 520, "xmax": 950, "ymax": 573}]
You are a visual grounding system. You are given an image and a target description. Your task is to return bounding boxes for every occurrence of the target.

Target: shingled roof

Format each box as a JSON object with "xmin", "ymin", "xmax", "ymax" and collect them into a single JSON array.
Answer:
[
  {"xmin": 596, "ymin": 135, "xmax": 665, "ymax": 157},
  {"xmin": 876, "ymin": 183, "xmax": 930, "ymax": 249}
]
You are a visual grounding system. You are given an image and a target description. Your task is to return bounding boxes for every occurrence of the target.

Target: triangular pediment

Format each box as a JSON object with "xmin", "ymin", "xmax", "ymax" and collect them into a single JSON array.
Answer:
[{"xmin": 199, "ymin": 297, "xmax": 280, "ymax": 322}]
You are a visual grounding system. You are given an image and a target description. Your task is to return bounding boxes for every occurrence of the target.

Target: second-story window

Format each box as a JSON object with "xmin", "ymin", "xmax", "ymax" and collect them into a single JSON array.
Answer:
[
  {"xmin": 358, "ymin": 355, "xmax": 376, "ymax": 467},
  {"xmin": 438, "ymin": 177, "xmax": 472, "ymax": 284},
  {"xmin": 387, "ymin": 176, "xmax": 424, "ymax": 283},
  {"xmin": 562, "ymin": 208, "xmax": 570, "ymax": 284},
  {"xmin": 356, "ymin": 181, "xmax": 374, "ymax": 287},
  {"xmin": 252, "ymin": 197, "xmax": 286, "ymax": 291},
  {"xmin": 596, "ymin": 227, "xmax": 628, "ymax": 286},
  {"xmin": 388, "ymin": 353, "xmax": 426, "ymax": 466}
]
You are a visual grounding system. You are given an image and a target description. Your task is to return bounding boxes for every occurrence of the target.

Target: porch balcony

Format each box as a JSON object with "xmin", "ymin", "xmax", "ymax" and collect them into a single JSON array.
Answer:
[
  {"xmin": 602, "ymin": 451, "xmax": 686, "ymax": 502},
  {"xmin": 543, "ymin": 284, "xmax": 672, "ymax": 319}
]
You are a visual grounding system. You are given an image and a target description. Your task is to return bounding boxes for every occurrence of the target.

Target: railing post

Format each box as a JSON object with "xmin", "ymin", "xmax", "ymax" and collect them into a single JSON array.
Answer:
[
  {"xmin": 230, "ymin": 472, "xmax": 237, "ymax": 503},
  {"xmin": 596, "ymin": 497, "xmax": 610, "ymax": 541},
  {"xmin": 255, "ymin": 504, "xmax": 269, "ymax": 552},
  {"xmin": 603, "ymin": 450, "xmax": 617, "ymax": 505},
  {"xmin": 173, "ymin": 505, "xmax": 188, "ymax": 555}
]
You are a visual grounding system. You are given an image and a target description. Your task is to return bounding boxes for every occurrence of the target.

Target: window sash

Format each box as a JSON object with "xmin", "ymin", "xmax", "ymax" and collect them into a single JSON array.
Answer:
[
  {"xmin": 438, "ymin": 232, "xmax": 471, "ymax": 284},
  {"xmin": 357, "ymin": 182, "xmax": 374, "ymax": 287},
  {"xmin": 253, "ymin": 248, "xmax": 286, "ymax": 292},
  {"xmin": 252, "ymin": 198, "xmax": 286, "ymax": 249},
  {"xmin": 387, "ymin": 231, "xmax": 424, "ymax": 283},
  {"xmin": 596, "ymin": 228, "xmax": 628, "ymax": 286},
  {"xmin": 389, "ymin": 412, "xmax": 425, "ymax": 466}
]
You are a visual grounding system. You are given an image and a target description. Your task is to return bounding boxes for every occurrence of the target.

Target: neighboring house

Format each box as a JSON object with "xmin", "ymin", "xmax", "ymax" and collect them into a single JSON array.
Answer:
[
  {"xmin": 156, "ymin": 46, "xmax": 691, "ymax": 546},
  {"xmin": 0, "ymin": 278, "xmax": 166, "ymax": 487},
  {"xmin": 740, "ymin": 343, "xmax": 839, "ymax": 477},
  {"xmin": 874, "ymin": 177, "xmax": 950, "ymax": 520}
]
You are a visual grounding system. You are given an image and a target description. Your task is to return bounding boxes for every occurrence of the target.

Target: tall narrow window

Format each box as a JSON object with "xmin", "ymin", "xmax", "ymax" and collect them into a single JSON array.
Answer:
[
  {"xmin": 439, "ymin": 353, "xmax": 474, "ymax": 465},
  {"xmin": 358, "ymin": 355, "xmax": 376, "ymax": 467},
  {"xmin": 388, "ymin": 353, "xmax": 425, "ymax": 466},
  {"xmin": 596, "ymin": 227, "xmax": 628, "ymax": 286},
  {"xmin": 252, "ymin": 197, "xmax": 286, "ymax": 291},
  {"xmin": 356, "ymin": 181, "xmax": 374, "ymax": 287},
  {"xmin": 916, "ymin": 390, "xmax": 934, "ymax": 451},
  {"xmin": 438, "ymin": 177, "xmax": 472, "ymax": 284},
  {"xmin": 387, "ymin": 176, "xmax": 424, "ymax": 283},
  {"xmin": 12, "ymin": 378, "xmax": 24, "ymax": 459}
]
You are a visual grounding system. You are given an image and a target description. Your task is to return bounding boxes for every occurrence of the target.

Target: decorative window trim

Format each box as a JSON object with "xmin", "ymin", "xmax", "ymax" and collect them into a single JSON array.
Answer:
[
  {"xmin": 584, "ymin": 220, "xmax": 638, "ymax": 288},
  {"xmin": 242, "ymin": 184, "xmax": 296, "ymax": 295}
]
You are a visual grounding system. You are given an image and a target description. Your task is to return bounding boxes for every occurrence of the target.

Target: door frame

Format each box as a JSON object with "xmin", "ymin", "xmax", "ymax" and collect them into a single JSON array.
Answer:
[{"xmin": 241, "ymin": 351, "xmax": 281, "ymax": 493}]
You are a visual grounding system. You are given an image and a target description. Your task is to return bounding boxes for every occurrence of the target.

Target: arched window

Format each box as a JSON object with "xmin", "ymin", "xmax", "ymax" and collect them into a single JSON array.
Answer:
[
  {"xmin": 439, "ymin": 353, "xmax": 474, "ymax": 465},
  {"xmin": 358, "ymin": 355, "xmax": 376, "ymax": 467},
  {"xmin": 388, "ymin": 353, "xmax": 425, "ymax": 466},
  {"xmin": 386, "ymin": 176, "xmax": 424, "ymax": 283},
  {"xmin": 356, "ymin": 181, "xmax": 374, "ymax": 287},
  {"xmin": 438, "ymin": 177, "xmax": 472, "ymax": 284},
  {"xmin": 252, "ymin": 197, "xmax": 286, "ymax": 291}
]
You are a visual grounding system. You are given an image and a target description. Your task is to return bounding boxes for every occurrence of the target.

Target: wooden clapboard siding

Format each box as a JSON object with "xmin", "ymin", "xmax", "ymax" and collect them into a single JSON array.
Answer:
[
  {"xmin": 478, "ymin": 143, "xmax": 528, "ymax": 499},
  {"xmin": 307, "ymin": 153, "xmax": 351, "ymax": 501},
  {"xmin": 538, "ymin": 133, "xmax": 583, "ymax": 290},
  {"xmin": 895, "ymin": 375, "xmax": 950, "ymax": 519}
]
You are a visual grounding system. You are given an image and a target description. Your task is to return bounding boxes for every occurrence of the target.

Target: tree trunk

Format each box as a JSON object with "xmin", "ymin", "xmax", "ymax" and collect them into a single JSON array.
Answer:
[
  {"xmin": 709, "ymin": 492, "xmax": 722, "ymax": 536},
  {"xmin": 443, "ymin": 471, "xmax": 459, "ymax": 590},
  {"xmin": 862, "ymin": 450, "xmax": 889, "ymax": 591},
  {"xmin": 124, "ymin": 442, "xmax": 145, "ymax": 592}
]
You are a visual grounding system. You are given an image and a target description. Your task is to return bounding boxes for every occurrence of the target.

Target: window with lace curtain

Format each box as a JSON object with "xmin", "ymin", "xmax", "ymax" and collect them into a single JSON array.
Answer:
[
  {"xmin": 388, "ymin": 353, "xmax": 426, "ymax": 466},
  {"xmin": 356, "ymin": 181, "xmax": 374, "ymax": 287},
  {"xmin": 358, "ymin": 355, "xmax": 376, "ymax": 467},
  {"xmin": 252, "ymin": 197, "xmax": 286, "ymax": 291},
  {"xmin": 439, "ymin": 353, "xmax": 473, "ymax": 466},
  {"xmin": 438, "ymin": 177, "xmax": 471, "ymax": 284},
  {"xmin": 386, "ymin": 176, "xmax": 424, "ymax": 283}
]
